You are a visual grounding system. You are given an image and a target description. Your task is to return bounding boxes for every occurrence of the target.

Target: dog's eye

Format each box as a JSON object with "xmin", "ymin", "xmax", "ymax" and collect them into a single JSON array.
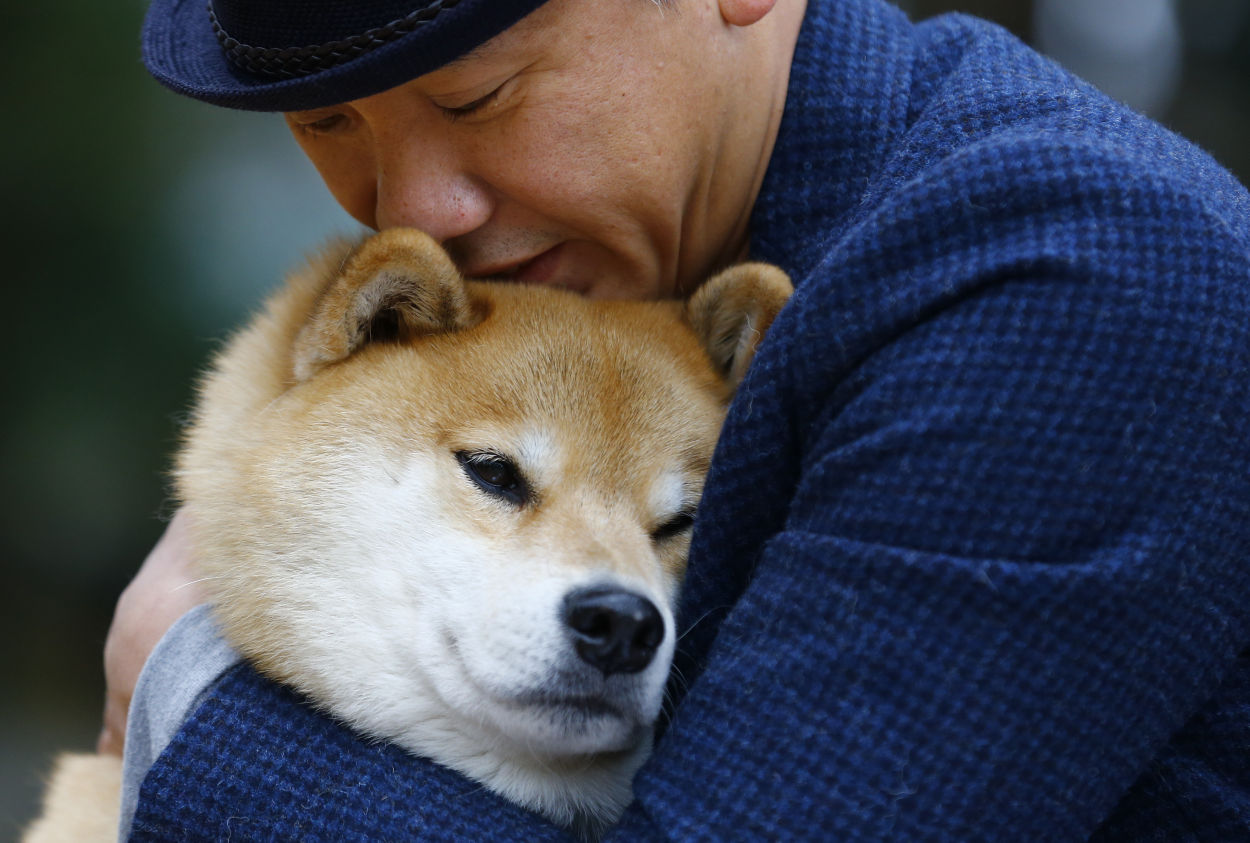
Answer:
[
  {"xmin": 456, "ymin": 451, "xmax": 529, "ymax": 506},
  {"xmin": 651, "ymin": 511, "xmax": 695, "ymax": 542}
]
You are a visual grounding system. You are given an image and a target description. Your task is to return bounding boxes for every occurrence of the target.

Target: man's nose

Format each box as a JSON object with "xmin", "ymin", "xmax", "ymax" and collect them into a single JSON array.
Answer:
[{"xmin": 373, "ymin": 140, "xmax": 494, "ymax": 241}]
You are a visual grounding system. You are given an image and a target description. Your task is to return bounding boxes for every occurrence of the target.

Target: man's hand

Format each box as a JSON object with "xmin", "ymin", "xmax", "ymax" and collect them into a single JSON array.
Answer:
[{"xmin": 97, "ymin": 509, "xmax": 204, "ymax": 756}]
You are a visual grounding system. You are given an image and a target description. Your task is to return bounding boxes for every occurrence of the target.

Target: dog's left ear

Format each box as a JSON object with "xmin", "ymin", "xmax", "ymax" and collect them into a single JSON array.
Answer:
[
  {"xmin": 686, "ymin": 262, "xmax": 793, "ymax": 388},
  {"xmin": 292, "ymin": 228, "xmax": 479, "ymax": 382}
]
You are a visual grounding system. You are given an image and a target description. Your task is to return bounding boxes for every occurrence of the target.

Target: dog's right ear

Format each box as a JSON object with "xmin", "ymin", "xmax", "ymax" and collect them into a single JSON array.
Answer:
[
  {"xmin": 686, "ymin": 262, "xmax": 793, "ymax": 389},
  {"xmin": 292, "ymin": 228, "xmax": 479, "ymax": 382}
]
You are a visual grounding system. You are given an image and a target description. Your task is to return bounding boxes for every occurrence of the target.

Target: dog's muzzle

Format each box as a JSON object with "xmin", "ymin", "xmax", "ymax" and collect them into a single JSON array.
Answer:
[{"xmin": 562, "ymin": 586, "xmax": 665, "ymax": 676}]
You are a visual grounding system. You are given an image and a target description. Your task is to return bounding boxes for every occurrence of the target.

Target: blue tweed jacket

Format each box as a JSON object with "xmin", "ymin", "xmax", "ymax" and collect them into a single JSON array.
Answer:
[{"xmin": 131, "ymin": 0, "xmax": 1250, "ymax": 839}]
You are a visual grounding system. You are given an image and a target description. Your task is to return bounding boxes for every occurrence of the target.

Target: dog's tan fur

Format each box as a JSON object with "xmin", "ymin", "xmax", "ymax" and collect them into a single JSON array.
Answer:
[
  {"xmin": 28, "ymin": 229, "xmax": 790, "ymax": 840},
  {"xmin": 24, "ymin": 754, "xmax": 122, "ymax": 843}
]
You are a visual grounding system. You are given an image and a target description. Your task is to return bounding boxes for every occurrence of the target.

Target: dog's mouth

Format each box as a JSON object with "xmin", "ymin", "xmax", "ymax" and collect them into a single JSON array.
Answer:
[
  {"xmin": 440, "ymin": 629, "xmax": 654, "ymax": 754},
  {"xmin": 508, "ymin": 690, "xmax": 626, "ymax": 721},
  {"xmin": 443, "ymin": 628, "xmax": 650, "ymax": 720},
  {"xmin": 433, "ymin": 608, "xmax": 673, "ymax": 757},
  {"xmin": 503, "ymin": 690, "xmax": 652, "ymax": 756}
]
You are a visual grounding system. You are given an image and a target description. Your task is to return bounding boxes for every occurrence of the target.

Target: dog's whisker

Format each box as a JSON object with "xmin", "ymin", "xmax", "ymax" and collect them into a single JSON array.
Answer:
[
  {"xmin": 169, "ymin": 576, "xmax": 224, "ymax": 593},
  {"xmin": 676, "ymin": 604, "xmax": 732, "ymax": 641}
]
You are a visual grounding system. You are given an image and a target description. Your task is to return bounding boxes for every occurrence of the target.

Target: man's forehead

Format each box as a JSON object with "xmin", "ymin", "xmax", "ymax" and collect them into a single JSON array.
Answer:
[
  {"xmin": 438, "ymin": 2, "xmax": 544, "ymax": 73},
  {"xmin": 444, "ymin": 31, "xmax": 509, "ymax": 69}
]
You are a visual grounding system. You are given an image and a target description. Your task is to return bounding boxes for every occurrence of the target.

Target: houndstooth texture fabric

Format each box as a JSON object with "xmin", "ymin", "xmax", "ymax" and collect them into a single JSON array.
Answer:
[{"xmin": 132, "ymin": 0, "xmax": 1250, "ymax": 839}]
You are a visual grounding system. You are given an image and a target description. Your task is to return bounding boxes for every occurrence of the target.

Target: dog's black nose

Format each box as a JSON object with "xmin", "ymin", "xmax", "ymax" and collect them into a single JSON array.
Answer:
[{"xmin": 563, "ymin": 587, "xmax": 665, "ymax": 676}]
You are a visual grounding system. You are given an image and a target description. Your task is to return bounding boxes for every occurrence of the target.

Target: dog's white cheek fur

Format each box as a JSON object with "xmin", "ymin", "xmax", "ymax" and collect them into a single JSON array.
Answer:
[{"xmin": 244, "ymin": 444, "xmax": 469, "ymax": 749}]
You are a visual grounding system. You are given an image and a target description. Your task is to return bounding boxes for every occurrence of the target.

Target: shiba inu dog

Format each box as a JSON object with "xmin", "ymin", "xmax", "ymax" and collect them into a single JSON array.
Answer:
[{"xmin": 27, "ymin": 228, "xmax": 790, "ymax": 840}]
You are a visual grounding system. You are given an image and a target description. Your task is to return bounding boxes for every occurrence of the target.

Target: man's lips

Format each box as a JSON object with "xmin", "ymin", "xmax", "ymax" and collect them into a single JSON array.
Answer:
[
  {"xmin": 513, "ymin": 243, "xmax": 564, "ymax": 286},
  {"xmin": 467, "ymin": 243, "xmax": 584, "ymax": 292}
]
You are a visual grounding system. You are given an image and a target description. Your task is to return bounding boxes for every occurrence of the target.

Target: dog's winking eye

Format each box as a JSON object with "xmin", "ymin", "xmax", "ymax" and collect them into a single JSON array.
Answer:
[
  {"xmin": 456, "ymin": 450, "xmax": 530, "ymax": 506},
  {"xmin": 651, "ymin": 511, "xmax": 695, "ymax": 542}
]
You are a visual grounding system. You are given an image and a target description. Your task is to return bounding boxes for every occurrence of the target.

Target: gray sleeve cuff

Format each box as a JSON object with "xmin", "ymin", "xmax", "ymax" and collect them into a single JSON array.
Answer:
[{"xmin": 118, "ymin": 604, "xmax": 241, "ymax": 841}]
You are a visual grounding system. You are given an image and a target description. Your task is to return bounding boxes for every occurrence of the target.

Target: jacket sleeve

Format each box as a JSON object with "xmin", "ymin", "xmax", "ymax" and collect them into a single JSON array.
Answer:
[{"xmin": 612, "ymin": 147, "xmax": 1250, "ymax": 840}]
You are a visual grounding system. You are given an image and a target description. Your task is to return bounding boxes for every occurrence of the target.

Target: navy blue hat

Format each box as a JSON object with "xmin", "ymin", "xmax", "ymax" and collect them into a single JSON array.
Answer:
[{"xmin": 142, "ymin": 0, "xmax": 551, "ymax": 112}]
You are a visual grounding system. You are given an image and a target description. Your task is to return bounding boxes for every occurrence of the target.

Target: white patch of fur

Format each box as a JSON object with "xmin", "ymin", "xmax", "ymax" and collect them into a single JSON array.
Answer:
[
  {"xmin": 650, "ymin": 471, "xmax": 689, "ymax": 520},
  {"xmin": 515, "ymin": 426, "xmax": 559, "ymax": 477}
]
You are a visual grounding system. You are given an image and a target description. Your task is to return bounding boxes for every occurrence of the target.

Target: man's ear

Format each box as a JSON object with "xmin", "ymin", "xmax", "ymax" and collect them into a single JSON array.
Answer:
[
  {"xmin": 718, "ymin": 0, "xmax": 778, "ymax": 27},
  {"xmin": 686, "ymin": 262, "xmax": 792, "ymax": 389},
  {"xmin": 292, "ymin": 228, "xmax": 479, "ymax": 382}
]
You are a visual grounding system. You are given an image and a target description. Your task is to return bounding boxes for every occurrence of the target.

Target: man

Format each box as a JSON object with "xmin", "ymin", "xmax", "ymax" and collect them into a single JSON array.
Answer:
[{"xmin": 110, "ymin": 0, "xmax": 1250, "ymax": 838}]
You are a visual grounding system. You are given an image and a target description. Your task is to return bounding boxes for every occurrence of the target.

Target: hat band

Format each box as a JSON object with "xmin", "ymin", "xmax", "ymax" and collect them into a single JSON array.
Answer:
[{"xmin": 208, "ymin": 0, "xmax": 463, "ymax": 80}]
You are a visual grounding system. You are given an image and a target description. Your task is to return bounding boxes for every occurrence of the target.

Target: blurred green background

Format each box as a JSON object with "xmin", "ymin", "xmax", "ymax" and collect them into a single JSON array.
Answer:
[{"xmin": 1, "ymin": 0, "xmax": 1246, "ymax": 834}]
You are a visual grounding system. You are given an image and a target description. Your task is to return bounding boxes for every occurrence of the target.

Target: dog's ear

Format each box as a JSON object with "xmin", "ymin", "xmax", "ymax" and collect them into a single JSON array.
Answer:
[
  {"xmin": 686, "ymin": 262, "xmax": 792, "ymax": 388},
  {"xmin": 292, "ymin": 228, "xmax": 479, "ymax": 382}
]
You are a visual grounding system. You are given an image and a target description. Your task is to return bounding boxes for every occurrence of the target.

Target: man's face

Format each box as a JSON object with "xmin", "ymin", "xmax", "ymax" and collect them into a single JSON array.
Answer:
[{"xmin": 285, "ymin": 0, "xmax": 771, "ymax": 300}]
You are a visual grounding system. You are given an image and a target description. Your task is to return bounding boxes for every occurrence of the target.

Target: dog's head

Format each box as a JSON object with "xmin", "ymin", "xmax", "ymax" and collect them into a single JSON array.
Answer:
[{"xmin": 179, "ymin": 228, "xmax": 790, "ymax": 818}]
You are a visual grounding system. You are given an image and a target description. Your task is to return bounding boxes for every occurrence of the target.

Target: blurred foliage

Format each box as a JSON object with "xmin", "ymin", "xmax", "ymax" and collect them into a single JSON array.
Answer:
[{"xmin": 0, "ymin": 0, "xmax": 1246, "ymax": 834}]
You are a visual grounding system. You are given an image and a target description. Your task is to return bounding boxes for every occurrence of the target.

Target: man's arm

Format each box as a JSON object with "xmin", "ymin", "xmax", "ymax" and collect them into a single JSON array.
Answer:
[
  {"xmin": 118, "ymin": 604, "xmax": 240, "ymax": 840},
  {"xmin": 99, "ymin": 510, "xmax": 204, "ymax": 757},
  {"xmin": 622, "ymin": 261, "xmax": 1250, "ymax": 839}
]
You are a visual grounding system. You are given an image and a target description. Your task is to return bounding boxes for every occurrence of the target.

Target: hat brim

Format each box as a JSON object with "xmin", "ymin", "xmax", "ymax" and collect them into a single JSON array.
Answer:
[{"xmin": 141, "ymin": 0, "xmax": 549, "ymax": 112}]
